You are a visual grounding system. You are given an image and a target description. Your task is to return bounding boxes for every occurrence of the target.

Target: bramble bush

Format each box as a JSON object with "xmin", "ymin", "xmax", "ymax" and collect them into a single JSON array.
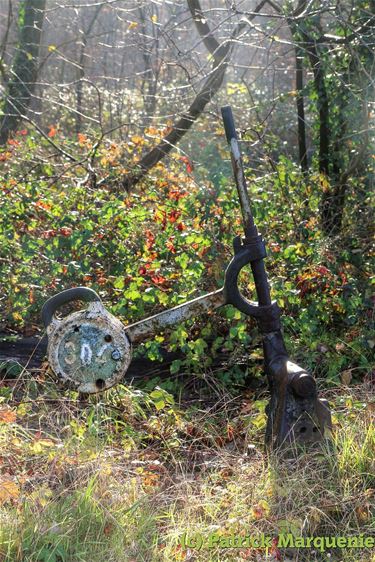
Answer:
[{"xmin": 0, "ymin": 120, "xmax": 373, "ymax": 390}]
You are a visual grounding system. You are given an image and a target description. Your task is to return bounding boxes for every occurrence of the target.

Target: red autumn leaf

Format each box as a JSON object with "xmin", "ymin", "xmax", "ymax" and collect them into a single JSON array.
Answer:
[
  {"xmin": 48, "ymin": 125, "xmax": 57, "ymax": 138},
  {"xmin": 0, "ymin": 408, "xmax": 17, "ymax": 424},
  {"xmin": 270, "ymin": 242, "xmax": 281, "ymax": 253},
  {"xmin": 180, "ymin": 155, "xmax": 194, "ymax": 173},
  {"xmin": 47, "ymin": 278, "xmax": 57, "ymax": 289},
  {"xmin": 145, "ymin": 230, "xmax": 155, "ymax": 250},
  {"xmin": 339, "ymin": 271, "xmax": 347, "ymax": 283},
  {"xmin": 59, "ymin": 227, "xmax": 72, "ymax": 237},
  {"xmin": 166, "ymin": 239, "xmax": 176, "ymax": 253},
  {"xmin": 138, "ymin": 266, "xmax": 147, "ymax": 275},
  {"xmin": 35, "ymin": 200, "xmax": 51, "ymax": 210},
  {"xmin": 151, "ymin": 274, "xmax": 167, "ymax": 285},
  {"xmin": 104, "ymin": 523, "xmax": 113, "ymax": 536},
  {"xmin": 317, "ymin": 265, "xmax": 330, "ymax": 276},
  {"xmin": 168, "ymin": 189, "xmax": 186, "ymax": 201},
  {"xmin": 41, "ymin": 229, "xmax": 58, "ymax": 239},
  {"xmin": 7, "ymin": 139, "xmax": 20, "ymax": 147},
  {"xmin": 227, "ymin": 424, "xmax": 235, "ymax": 441},
  {"xmin": 168, "ymin": 210, "xmax": 181, "ymax": 223},
  {"xmin": 251, "ymin": 505, "xmax": 264, "ymax": 520},
  {"xmin": 77, "ymin": 132, "xmax": 87, "ymax": 145},
  {"xmin": 154, "ymin": 210, "xmax": 167, "ymax": 230},
  {"xmin": 177, "ymin": 222, "xmax": 185, "ymax": 231}
]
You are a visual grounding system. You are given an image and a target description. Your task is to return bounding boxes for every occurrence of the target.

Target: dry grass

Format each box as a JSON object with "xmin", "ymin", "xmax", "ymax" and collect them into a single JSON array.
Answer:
[{"xmin": 0, "ymin": 371, "xmax": 373, "ymax": 562}]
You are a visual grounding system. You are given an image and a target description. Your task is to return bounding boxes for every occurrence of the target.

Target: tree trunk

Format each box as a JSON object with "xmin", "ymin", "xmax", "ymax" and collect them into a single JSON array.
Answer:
[
  {"xmin": 138, "ymin": 5, "xmax": 160, "ymax": 123},
  {"xmin": 75, "ymin": 5, "xmax": 103, "ymax": 134},
  {"xmin": 295, "ymin": 45, "xmax": 308, "ymax": 173},
  {"xmin": 304, "ymin": 39, "xmax": 330, "ymax": 176},
  {"xmin": 0, "ymin": 0, "xmax": 46, "ymax": 144},
  {"xmin": 300, "ymin": 35, "xmax": 334, "ymax": 234},
  {"xmin": 120, "ymin": 0, "xmax": 267, "ymax": 190}
]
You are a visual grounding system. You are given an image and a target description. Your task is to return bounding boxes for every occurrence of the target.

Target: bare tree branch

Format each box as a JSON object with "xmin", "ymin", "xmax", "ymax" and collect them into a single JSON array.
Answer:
[{"xmin": 119, "ymin": 0, "xmax": 267, "ymax": 190}]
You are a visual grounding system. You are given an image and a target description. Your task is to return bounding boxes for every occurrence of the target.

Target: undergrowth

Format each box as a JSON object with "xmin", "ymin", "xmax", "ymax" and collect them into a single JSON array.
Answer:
[
  {"xmin": 0, "ymin": 372, "xmax": 373, "ymax": 562},
  {"xmin": 0, "ymin": 124, "xmax": 373, "ymax": 388}
]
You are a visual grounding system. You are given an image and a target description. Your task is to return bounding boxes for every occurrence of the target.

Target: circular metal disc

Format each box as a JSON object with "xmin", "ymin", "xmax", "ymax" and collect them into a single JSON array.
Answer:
[{"xmin": 47, "ymin": 304, "xmax": 131, "ymax": 393}]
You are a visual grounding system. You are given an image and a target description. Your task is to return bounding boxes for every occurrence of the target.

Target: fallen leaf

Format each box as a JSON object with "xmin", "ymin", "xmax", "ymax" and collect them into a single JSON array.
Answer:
[
  {"xmin": 341, "ymin": 370, "xmax": 352, "ymax": 386},
  {"xmin": 0, "ymin": 407, "xmax": 17, "ymax": 424},
  {"xmin": 0, "ymin": 479, "xmax": 20, "ymax": 504}
]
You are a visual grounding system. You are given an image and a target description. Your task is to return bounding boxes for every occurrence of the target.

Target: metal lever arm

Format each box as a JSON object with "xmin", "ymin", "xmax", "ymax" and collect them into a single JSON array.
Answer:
[
  {"xmin": 126, "ymin": 289, "xmax": 225, "ymax": 344},
  {"xmin": 221, "ymin": 105, "xmax": 332, "ymax": 449}
]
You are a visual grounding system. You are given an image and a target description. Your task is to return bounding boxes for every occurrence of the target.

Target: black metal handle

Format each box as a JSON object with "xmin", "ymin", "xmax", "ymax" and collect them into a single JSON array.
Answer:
[
  {"xmin": 42, "ymin": 287, "xmax": 102, "ymax": 328},
  {"xmin": 221, "ymin": 105, "xmax": 238, "ymax": 143}
]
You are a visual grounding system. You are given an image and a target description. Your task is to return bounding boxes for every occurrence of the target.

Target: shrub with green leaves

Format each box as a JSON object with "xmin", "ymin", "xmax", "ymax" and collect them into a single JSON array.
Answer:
[{"xmin": 0, "ymin": 124, "xmax": 373, "ymax": 389}]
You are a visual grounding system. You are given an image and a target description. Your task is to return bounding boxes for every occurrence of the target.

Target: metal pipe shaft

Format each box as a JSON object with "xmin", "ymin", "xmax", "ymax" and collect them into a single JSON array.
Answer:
[
  {"xmin": 221, "ymin": 105, "xmax": 271, "ymax": 307},
  {"xmin": 221, "ymin": 105, "xmax": 256, "ymax": 237},
  {"xmin": 126, "ymin": 289, "xmax": 225, "ymax": 344}
]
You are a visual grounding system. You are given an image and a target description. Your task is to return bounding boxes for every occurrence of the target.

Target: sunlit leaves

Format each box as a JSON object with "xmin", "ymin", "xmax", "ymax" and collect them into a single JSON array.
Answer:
[
  {"xmin": 149, "ymin": 387, "xmax": 175, "ymax": 411},
  {"xmin": 0, "ymin": 118, "xmax": 372, "ymax": 386}
]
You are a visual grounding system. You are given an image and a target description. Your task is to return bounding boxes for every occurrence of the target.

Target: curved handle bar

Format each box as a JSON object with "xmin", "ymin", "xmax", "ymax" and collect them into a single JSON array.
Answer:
[
  {"xmin": 42, "ymin": 287, "xmax": 102, "ymax": 328},
  {"xmin": 223, "ymin": 246, "xmax": 280, "ymax": 331},
  {"xmin": 224, "ymin": 247, "xmax": 264, "ymax": 316}
]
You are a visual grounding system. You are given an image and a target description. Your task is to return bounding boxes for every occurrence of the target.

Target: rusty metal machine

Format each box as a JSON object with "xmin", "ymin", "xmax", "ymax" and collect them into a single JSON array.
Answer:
[{"xmin": 42, "ymin": 106, "xmax": 331, "ymax": 449}]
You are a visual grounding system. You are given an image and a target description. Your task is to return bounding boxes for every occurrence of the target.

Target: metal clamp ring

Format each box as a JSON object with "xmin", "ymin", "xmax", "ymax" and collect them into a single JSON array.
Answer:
[{"xmin": 223, "ymin": 246, "xmax": 279, "ymax": 323}]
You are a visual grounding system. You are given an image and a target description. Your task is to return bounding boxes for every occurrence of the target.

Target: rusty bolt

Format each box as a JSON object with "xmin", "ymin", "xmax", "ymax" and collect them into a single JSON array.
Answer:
[{"xmin": 111, "ymin": 349, "xmax": 121, "ymax": 361}]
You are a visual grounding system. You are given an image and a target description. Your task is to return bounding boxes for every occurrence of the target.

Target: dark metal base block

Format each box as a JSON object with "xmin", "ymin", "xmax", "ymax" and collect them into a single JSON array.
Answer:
[{"xmin": 262, "ymin": 331, "xmax": 332, "ymax": 451}]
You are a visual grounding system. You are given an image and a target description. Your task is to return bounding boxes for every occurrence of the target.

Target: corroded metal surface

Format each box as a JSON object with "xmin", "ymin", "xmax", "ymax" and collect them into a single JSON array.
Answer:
[
  {"xmin": 46, "ymin": 300, "xmax": 131, "ymax": 394},
  {"xmin": 43, "ymin": 288, "xmax": 228, "ymax": 392},
  {"xmin": 221, "ymin": 106, "xmax": 255, "ymax": 235},
  {"xmin": 263, "ymin": 331, "xmax": 332, "ymax": 449},
  {"xmin": 230, "ymin": 137, "xmax": 255, "ymax": 234}
]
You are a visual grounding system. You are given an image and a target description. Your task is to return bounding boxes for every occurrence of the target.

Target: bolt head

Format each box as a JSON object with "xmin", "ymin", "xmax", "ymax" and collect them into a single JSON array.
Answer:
[
  {"xmin": 291, "ymin": 373, "xmax": 316, "ymax": 398},
  {"xmin": 111, "ymin": 349, "xmax": 121, "ymax": 361}
]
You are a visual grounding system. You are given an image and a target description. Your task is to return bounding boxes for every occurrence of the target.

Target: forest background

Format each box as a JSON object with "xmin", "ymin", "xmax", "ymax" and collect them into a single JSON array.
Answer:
[{"xmin": 0, "ymin": 1, "xmax": 374, "ymax": 561}]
